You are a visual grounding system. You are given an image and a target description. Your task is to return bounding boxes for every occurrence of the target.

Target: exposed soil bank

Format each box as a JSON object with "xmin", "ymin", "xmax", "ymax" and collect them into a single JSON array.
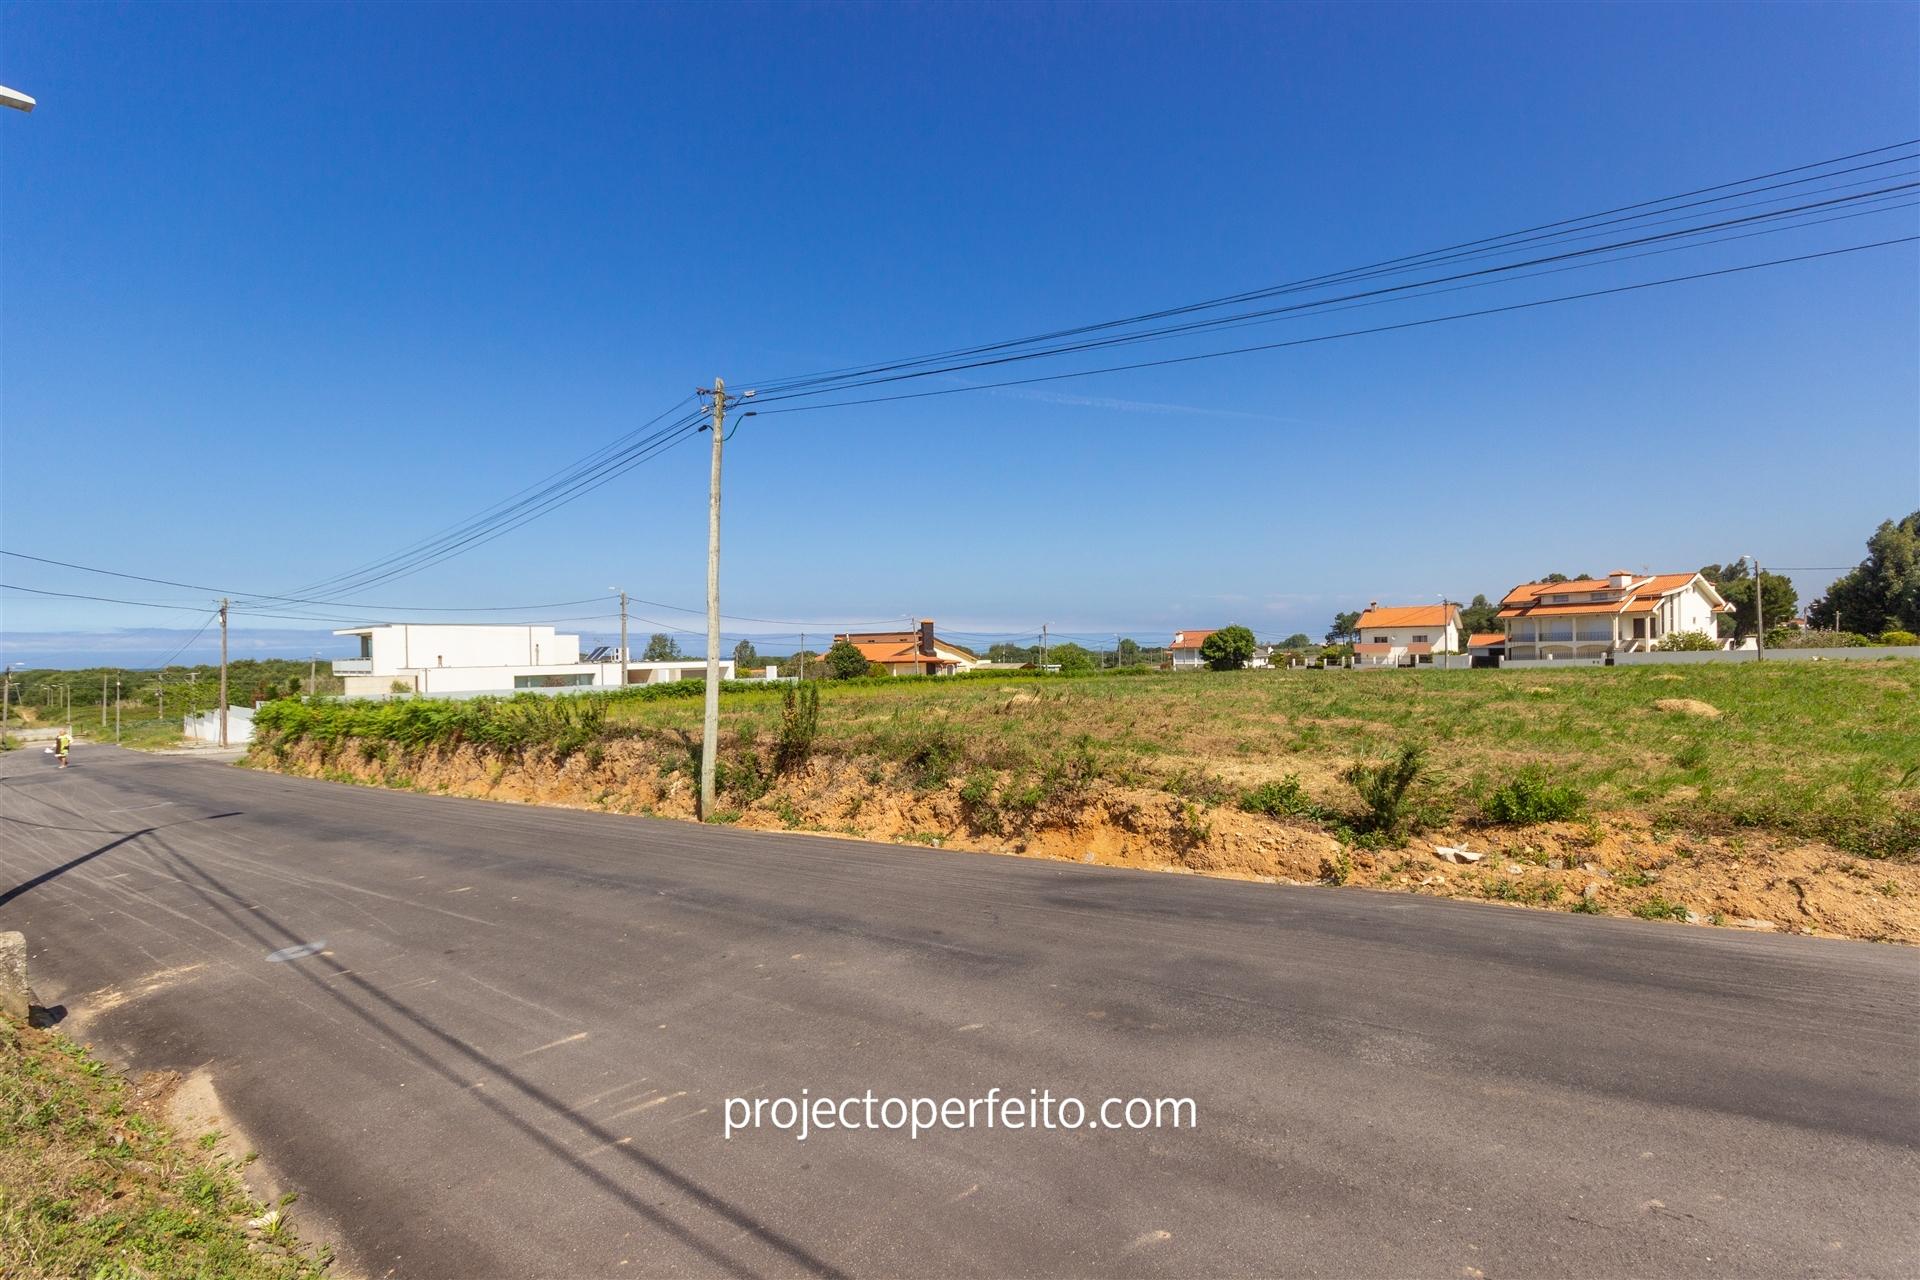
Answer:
[{"xmin": 248, "ymin": 738, "xmax": 1920, "ymax": 944}]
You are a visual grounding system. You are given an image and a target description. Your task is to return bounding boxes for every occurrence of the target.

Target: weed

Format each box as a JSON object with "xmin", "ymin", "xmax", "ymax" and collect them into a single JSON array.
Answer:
[
  {"xmin": 1570, "ymin": 896, "xmax": 1605, "ymax": 914},
  {"xmin": 1632, "ymin": 895, "xmax": 1691, "ymax": 921},
  {"xmin": 1240, "ymin": 774, "xmax": 1324, "ymax": 820},
  {"xmin": 1485, "ymin": 766, "xmax": 1585, "ymax": 825},
  {"xmin": 1673, "ymin": 741, "xmax": 1711, "ymax": 770},
  {"xmin": 1614, "ymin": 869, "xmax": 1654, "ymax": 888},
  {"xmin": 1318, "ymin": 848, "xmax": 1353, "ymax": 885},
  {"xmin": 1344, "ymin": 743, "xmax": 1428, "ymax": 839},
  {"xmin": 1877, "ymin": 880, "xmax": 1902, "ymax": 897},
  {"xmin": 774, "ymin": 682, "xmax": 821, "ymax": 774}
]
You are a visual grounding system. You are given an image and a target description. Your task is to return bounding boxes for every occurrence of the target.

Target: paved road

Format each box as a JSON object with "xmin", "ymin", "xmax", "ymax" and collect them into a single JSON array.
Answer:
[{"xmin": 3, "ymin": 745, "xmax": 1916, "ymax": 1278}]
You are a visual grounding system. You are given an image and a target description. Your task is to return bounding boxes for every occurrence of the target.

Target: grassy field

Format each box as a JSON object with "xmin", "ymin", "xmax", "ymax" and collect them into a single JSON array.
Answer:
[
  {"xmin": 254, "ymin": 661, "xmax": 1920, "ymax": 861},
  {"xmin": 0, "ymin": 1014, "xmax": 326, "ymax": 1279}
]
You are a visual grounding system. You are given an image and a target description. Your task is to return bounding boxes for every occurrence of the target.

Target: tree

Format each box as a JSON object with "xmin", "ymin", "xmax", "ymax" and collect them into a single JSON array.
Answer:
[
  {"xmin": 1046, "ymin": 641, "xmax": 1097, "ymax": 673},
  {"xmin": 824, "ymin": 640, "xmax": 869, "ymax": 680},
  {"xmin": 1701, "ymin": 560, "xmax": 1797, "ymax": 639},
  {"xmin": 1808, "ymin": 511, "xmax": 1920, "ymax": 635},
  {"xmin": 732, "ymin": 639, "xmax": 760, "ymax": 670},
  {"xmin": 1326, "ymin": 611, "xmax": 1361, "ymax": 645},
  {"xmin": 1456, "ymin": 594, "xmax": 1499, "ymax": 637},
  {"xmin": 642, "ymin": 633, "xmax": 682, "ymax": 661},
  {"xmin": 1278, "ymin": 633, "xmax": 1314, "ymax": 650},
  {"xmin": 1200, "ymin": 624, "xmax": 1257, "ymax": 671},
  {"xmin": 987, "ymin": 642, "xmax": 1038, "ymax": 664},
  {"xmin": 1114, "ymin": 637, "xmax": 1142, "ymax": 667}
]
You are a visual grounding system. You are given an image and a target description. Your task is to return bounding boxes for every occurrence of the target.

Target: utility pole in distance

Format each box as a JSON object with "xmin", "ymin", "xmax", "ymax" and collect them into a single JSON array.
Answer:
[
  {"xmin": 218, "ymin": 598, "xmax": 230, "ymax": 748},
  {"xmin": 1753, "ymin": 560, "xmax": 1766, "ymax": 662},
  {"xmin": 612, "ymin": 588, "xmax": 630, "ymax": 685}
]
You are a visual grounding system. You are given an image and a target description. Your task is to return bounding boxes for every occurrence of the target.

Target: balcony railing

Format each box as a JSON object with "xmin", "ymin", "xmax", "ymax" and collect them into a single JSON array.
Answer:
[{"xmin": 331, "ymin": 658, "xmax": 374, "ymax": 674}]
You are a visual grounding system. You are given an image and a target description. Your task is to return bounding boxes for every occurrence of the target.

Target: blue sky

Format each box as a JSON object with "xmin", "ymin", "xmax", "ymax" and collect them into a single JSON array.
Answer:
[{"xmin": 2, "ymin": 1, "xmax": 1917, "ymax": 666}]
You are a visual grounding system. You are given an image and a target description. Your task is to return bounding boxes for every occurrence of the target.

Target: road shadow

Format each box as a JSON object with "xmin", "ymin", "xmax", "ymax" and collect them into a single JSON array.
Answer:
[
  {"xmin": 0, "ymin": 815, "xmax": 241, "ymax": 910},
  {"xmin": 149, "ymin": 836, "xmax": 848, "ymax": 1280}
]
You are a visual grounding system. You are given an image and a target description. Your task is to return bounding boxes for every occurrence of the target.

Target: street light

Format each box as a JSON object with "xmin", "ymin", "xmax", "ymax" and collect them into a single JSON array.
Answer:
[{"xmin": 0, "ymin": 85, "xmax": 34, "ymax": 114}]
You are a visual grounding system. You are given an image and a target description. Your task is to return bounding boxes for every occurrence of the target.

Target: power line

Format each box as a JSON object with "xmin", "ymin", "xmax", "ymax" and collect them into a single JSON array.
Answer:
[
  {"xmin": 746, "ymin": 183, "xmax": 1916, "ymax": 409},
  {"xmin": 740, "ymin": 140, "xmax": 1918, "ymax": 399},
  {"xmin": 754, "ymin": 236, "xmax": 1917, "ymax": 416}
]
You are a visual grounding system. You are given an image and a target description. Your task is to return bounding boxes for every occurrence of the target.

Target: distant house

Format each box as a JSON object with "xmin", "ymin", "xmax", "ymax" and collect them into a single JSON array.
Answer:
[
  {"xmin": 1352, "ymin": 603, "xmax": 1461, "ymax": 667},
  {"xmin": 1466, "ymin": 632, "xmax": 1508, "ymax": 667},
  {"xmin": 1168, "ymin": 629, "xmax": 1217, "ymax": 671},
  {"xmin": 1498, "ymin": 570, "xmax": 1730, "ymax": 660},
  {"xmin": 832, "ymin": 619, "xmax": 980, "ymax": 676}
]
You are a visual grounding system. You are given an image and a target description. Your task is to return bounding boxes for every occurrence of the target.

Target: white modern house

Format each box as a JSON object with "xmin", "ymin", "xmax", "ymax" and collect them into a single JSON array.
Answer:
[
  {"xmin": 1168, "ymin": 629, "xmax": 1216, "ymax": 670},
  {"xmin": 1498, "ymin": 571, "xmax": 1731, "ymax": 660},
  {"xmin": 331, "ymin": 623, "xmax": 733, "ymax": 696},
  {"xmin": 1352, "ymin": 603, "xmax": 1462, "ymax": 667}
]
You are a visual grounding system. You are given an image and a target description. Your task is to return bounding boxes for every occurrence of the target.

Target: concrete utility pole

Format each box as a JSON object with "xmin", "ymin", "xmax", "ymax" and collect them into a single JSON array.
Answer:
[
  {"xmin": 1753, "ymin": 560, "xmax": 1766, "ymax": 661},
  {"xmin": 308, "ymin": 653, "xmax": 317, "ymax": 697},
  {"xmin": 218, "ymin": 598, "xmax": 230, "ymax": 748},
  {"xmin": 613, "ymin": 588, "xmax": 630, "ymax": 685},
  {"xmin": 1040, "ymin": 624, "xmax": 1048, "ymax": 671},
  {"xmin": 700, "ymin": 381, "xmax": 728, "ymax": 819},
  {"xmin": 694, "ymin": 380, "xmax": 755, "ymax": 817},
  {"xmin": 101, "ymin": 672, "xmax": 108, "ymax": 727},
  {"xmin": 115, "ymin": 679, "xmax": 121, "ymax": 743}
]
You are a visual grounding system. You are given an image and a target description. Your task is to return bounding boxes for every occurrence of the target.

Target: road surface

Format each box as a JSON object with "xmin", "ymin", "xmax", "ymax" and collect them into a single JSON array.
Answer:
[{"xmin": 2, "ymin": 744, "xmax": 1915, "ymax": 1278}]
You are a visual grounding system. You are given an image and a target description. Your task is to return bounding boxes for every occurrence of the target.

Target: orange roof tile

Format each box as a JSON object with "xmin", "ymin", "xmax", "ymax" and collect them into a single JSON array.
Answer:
[
  {"xmin": 1169, "ymin": 629, "xmax": 1217, "ymax": 650},
  {"xmin": 1467, "ymin": 632, "xmax": 1507, "ymax": 647},
  {"xmin": 1356, "ymin": 604, "xmax": 1458, "ymax": 629}
]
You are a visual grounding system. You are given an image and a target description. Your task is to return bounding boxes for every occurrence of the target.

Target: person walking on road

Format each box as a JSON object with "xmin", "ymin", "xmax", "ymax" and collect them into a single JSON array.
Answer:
[{"xmin": 55, "ymin": 728, "xmax": 71, "ymax": 768}]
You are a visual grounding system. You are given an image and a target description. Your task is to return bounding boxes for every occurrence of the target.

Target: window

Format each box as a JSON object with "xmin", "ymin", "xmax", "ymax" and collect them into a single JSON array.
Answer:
[
  {"xmin": 1411, "ymin": 634, "xmax": 1428, "ymax": 643},
  {"xmin": 513, "ymin": 673, "xmax": 595, "ymax": 689},
  {"xmin": 1372, "ymin": 635, "xmax": 1389, "ymax": 643}
]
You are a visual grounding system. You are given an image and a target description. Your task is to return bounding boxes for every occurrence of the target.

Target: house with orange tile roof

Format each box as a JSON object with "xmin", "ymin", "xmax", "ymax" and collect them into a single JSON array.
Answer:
[
  {"xmin": 1353, "ymin": 602, "xmax": 1461, "ymax": 667},
  {"xmin": 1498, "ymin": 570, "xmax": 1730, "ymax": 660},
  {"xmin": 831, "ymin": 619, "xmax": 980, "ymax": 676},
  {"xmin": 1168, "ymin": 628, "xmax": 1218, "ymax": 671}
]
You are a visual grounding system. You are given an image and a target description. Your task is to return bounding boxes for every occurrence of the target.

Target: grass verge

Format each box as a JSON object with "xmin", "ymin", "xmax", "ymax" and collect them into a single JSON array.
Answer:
[{"xmin": 0, "ymin": 1013, "xmax": 328, "ymax": 1279}]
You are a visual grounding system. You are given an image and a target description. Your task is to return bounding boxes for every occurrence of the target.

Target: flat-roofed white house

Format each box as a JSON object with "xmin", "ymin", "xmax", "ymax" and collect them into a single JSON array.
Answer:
[
  {"xmin": 331, "ymin": 623, "xmax": 732, "ymax": 696},
  {"xmin": 1168, "ymin": 629, "xmax": 1217, "ymax": 670},
  {"xmin": 1498, "ymin": 570, "xmax": 1730, "ymax": 660},
  {"xmin": 1352, "ymin": 603, "xmax": 1462, "ymax": 667}
]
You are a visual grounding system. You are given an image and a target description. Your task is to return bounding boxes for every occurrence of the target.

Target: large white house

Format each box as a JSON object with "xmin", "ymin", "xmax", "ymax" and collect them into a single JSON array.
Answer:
[
  {"xmin": 1352, "ymin": 603, "xmax": 1461, "ymax": 667},
  {"xmin": 1498, "ymin": 570, "xmax": 1730, "ymax": 660},
  {"xmin": 331, "ymin": 623, "xmax": 731, "ymax": 696},
  {"xmin": 1168, "ymin": 629, "xmax": 1217, "ymax": 670}
]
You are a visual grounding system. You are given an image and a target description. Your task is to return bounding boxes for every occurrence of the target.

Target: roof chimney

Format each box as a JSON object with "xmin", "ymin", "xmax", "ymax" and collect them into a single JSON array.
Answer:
[
  {"xmin": 1608, "ymin": 570, "xmax": 1633, "ymax": 588},
  {"xmin": 919, "ymin": 618, "xmax": 935, "ymax": 657}
]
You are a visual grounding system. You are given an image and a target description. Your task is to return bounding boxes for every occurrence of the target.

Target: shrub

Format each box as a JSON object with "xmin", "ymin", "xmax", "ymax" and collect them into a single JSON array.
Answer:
[
  {"xmin": 1485, "ymin": 766, "xmax": 1585, "ymax": 824},
  {"xmin": 824, "ymin": 641, "xmax": 869, "ymax": 680},
  {"xmin": 1768, "ymin": 628, "xmax": 1870, "ymax": 648},
  {"xmin": 773, "ymin": 682, "xmax": 820, "ymax": 773},
  {"xmin": 1240, "ymin": 775, "xmax": 1324, "ymax": 820},
  {"xmin": 1653, "ymin": 631, "xmax": 1719, "ymax": 652},
  {"xmin": 1632, "ymin": 895, "xmax": 1691, "ymax": 921},
  {"xmin": 1344, "ymin": 743, "xmax": 1427, "ymax": 839},
  {"xmin": 1318, "ymin": 848, "xmax": 1353, "ymax": 885},
  {"xmin": 1880, "ymin": 630, "xmax": 1918, "ymax": 646}
]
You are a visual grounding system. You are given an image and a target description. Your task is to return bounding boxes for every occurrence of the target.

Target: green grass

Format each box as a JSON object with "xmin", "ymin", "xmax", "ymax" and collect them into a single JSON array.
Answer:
[
  {"xmin": 0, "ymin": 1014, "xmax": 327, "ymax": 1278},
  {"xmin": 251, "ymin": 661, "xmax": 1920, "ymax": 861}
]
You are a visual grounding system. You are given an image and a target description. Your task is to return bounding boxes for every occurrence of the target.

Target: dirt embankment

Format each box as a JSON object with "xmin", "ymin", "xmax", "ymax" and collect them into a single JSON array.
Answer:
[{"xmin": 250, "ymin": 737, "xmax": 1920, "ymax": 944}]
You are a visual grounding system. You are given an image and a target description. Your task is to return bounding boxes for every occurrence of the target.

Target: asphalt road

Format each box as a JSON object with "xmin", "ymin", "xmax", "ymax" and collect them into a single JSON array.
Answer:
[{"xmin": 3, "ymin": 745, "xmax": 1916, "ymax": 1279}]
